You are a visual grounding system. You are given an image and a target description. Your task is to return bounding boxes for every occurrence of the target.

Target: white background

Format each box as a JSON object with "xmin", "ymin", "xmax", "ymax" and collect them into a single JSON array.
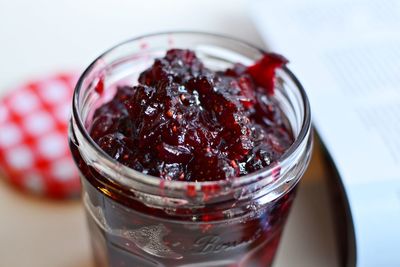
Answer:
[{"xmin": 0, "ymin": 0, "xmax": 264, "ymax": 89}]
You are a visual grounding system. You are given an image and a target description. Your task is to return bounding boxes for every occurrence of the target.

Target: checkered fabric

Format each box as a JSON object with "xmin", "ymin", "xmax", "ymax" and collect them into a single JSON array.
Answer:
[{"xmin": 0, "ymin": 73, "xmax": 80, "ymax": 198}]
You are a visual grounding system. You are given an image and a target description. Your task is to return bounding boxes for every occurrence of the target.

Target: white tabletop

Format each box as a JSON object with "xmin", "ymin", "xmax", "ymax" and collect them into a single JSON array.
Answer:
[{"xmin": 0, "ymin": 1, "xmax": 339, "ymax": 266}]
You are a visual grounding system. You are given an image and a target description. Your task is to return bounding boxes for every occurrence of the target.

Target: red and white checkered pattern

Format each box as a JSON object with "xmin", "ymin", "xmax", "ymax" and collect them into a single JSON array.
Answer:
[{"xmin": 0, "ymin": 73, "xmax": 80, "ymax": 198}]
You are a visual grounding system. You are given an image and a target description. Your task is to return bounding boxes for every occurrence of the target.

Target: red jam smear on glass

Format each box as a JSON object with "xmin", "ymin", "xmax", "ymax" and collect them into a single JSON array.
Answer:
[{"xmin": 90, "ymin": 49, "xmax": 292, "ymax": 182}]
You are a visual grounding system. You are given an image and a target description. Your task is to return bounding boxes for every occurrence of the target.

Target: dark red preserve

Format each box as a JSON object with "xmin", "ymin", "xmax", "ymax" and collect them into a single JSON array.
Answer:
[{"xmin": 90, "ymin": 49, "xmax": 292, "ymax": 182}]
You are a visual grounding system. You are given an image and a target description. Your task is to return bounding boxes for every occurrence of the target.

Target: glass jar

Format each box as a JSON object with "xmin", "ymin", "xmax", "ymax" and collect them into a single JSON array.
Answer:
[{"xmin": 69, "ymin": 32, "xmax": 312, "ymax": 267}]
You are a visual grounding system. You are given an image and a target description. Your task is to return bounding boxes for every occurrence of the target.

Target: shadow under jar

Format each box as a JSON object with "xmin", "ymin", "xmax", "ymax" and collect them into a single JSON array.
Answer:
[{"xmin": 69, "ymin": 32, "xmax": 312, "ymax": 267}]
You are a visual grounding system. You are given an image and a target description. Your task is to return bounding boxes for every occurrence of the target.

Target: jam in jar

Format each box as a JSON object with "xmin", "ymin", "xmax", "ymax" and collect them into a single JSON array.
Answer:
[{"xmin": 69, "ymin": 32, "xmax": 312, "ymax": 267}]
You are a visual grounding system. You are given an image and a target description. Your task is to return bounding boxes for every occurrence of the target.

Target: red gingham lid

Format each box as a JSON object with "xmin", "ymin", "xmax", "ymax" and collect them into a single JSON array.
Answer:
[{"xmin": 0, "ymin": 73, "xmax": 80, "ymax": 198}]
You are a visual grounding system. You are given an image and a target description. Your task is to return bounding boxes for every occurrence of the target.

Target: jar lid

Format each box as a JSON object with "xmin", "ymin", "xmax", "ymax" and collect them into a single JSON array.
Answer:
[{"xmin": 0, "ymin": 73, "xmax": 80, "ymax": 198}]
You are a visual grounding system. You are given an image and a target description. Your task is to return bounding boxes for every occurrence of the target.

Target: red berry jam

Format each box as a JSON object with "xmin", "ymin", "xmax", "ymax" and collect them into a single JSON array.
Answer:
[
  {"xmin": 70, "ymin": 48, "xmax": 298, "ymax": 267},
  {"xmin": 90, "ymin": 49, "xmax": 292, "ymax": 182}
]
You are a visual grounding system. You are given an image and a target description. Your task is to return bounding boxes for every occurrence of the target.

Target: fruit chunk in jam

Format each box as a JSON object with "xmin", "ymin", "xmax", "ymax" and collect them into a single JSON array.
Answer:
[{"xmin": 90, "ymin": 49, "xmax": 292, "ymax": 181}]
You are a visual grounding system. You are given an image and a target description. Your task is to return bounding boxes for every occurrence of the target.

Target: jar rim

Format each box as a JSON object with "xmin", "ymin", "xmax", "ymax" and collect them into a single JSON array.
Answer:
[{"xmin": 72, "ymin": 31, "xmax": 312, "ymax": 192}]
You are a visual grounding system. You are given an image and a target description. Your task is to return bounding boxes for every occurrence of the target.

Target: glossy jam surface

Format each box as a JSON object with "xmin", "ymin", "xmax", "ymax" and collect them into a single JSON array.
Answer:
[{"xmin": 90, "ymin": 49, "xmax": 292, "ymax": 181}]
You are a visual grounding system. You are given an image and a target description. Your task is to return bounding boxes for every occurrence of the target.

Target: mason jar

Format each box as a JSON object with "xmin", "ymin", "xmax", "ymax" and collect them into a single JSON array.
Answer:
[{"xmin": 69, "ymin": 32, "xmax": 313, "ymax": 267}]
